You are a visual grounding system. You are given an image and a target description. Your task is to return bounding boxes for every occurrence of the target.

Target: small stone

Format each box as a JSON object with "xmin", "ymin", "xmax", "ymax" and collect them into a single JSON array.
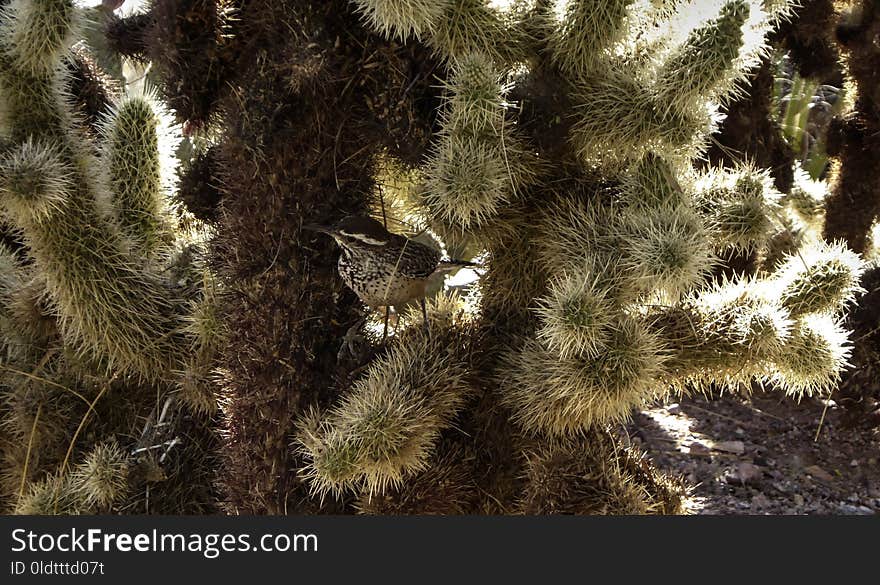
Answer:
[
  {"xmin": 793, "ymin": 494, "xmax": 804, "ymax": 507},
  {"xmin": 667, "ymin": 403, "xmax": 681, "ymax": 414},
  {"xmin": 805, "ymin": 465, "xmax": 834, "ymax": 482},
  {"xmin": 751, "ymin": 493, "xmax": 771, "ymax": 510},
  {"xmin": 727, "ymin": 462, "xmax": 763, "ymax": 484},
  {"xmin": 837, "ymin": 503, "xmax": 874, "ymax": 515},
  {"xmin": 850, "ymin": 459, "xmax": 860, "ymax": 467},
  {"xmin": 734, "ymin": 427, "xmax": 745, "ymax": 436},
  {"xmin": 687, "ymin": 441, "xmax": 710, "ymax": 455},
  {"xmin": 714, "ymin": 440, "xmax": 745, "ymax": 455}
]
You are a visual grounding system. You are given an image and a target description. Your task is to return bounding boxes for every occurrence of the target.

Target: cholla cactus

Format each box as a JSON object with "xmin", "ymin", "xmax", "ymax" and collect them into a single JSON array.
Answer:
[
  {"xmin": 13, "ymin": 0, "xmax": 859, "ymax": 515},
  {"xmin": 15, "ymin": 441, "xmax": 129, "ymax": 514},
  {"xmin": 0, "ymin": 0, "xmax": 219, "ymax": 513},
  {"xmin": 289, "ymin": 0, "xmax": 863, "ymax": 512}
]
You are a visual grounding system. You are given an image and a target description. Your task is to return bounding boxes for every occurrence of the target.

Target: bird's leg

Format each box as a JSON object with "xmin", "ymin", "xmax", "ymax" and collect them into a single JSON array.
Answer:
[
  {"xmin": 338, "ymin": 316, "xmax": 368, "ymax": 363},
  {"xmin": 420, "ymin": 297, "xmax": 430, "ymax": 339}
]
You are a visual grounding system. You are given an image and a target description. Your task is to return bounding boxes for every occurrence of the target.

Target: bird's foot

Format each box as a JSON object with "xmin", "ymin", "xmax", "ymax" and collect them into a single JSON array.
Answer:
[{"xmin": 337, "ymin": 317, "xmax": 370, "ymax": 364}]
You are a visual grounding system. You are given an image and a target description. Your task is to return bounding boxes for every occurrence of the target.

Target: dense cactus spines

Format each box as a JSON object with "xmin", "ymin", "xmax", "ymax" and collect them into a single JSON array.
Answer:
[
  {"xmin": 0, "ymin": 0, "xmax": 185, "ymax": 380},
  {"xmin": 543, "ymin": 0, "xmax": 636, "ymax": 79},
  {"xmin": 2, "ymin": 0, "xmax": 868, "ymax": 517},
  {"xmin": 775, "ymin": 241, "xmax": 863, "ymax": 317},
  {"xmin": 64, "ymin": 45, "xmax": 119, "ymax": 135},
  {"xmin": 771, "ymin": 313, "xmax": 849, "ymax": 396},
  {"xmin": 695, "ymin": 165, "xmax": 782, "ymax": 254},
  {"xmin": 571, "ymin": 73, "xmax": 707, "ymax": 166},
  {"xmin": 0, "ymin": 139, "xmax": 71, "ymax": 222},
  {"xmin": 100, "ymin": 92, "xmax": 176, "ymax": 257},
  {"xmin": 619, "ymin": 204, "xmax": 714, "ymax": 298},
  {"xmin": 649, "ymin": 238, "xmax": 860, "ymax": 397},
  {"xmin": 518, "ymin": 433, "xmax": 686, "ymax": 515},
  {"xmin": 300, "ymin": 296, "xmax": 476, "ymax": 496},
  {"xmin": 176, "ymin": 145, "xmax": 222, "ymax": 222},
  {"xmin": 148, "ymin": 0, "xmax": 239, "ymax": 128},
  {"xmin": 422, "ymin": 52, "xmax": 536, "ymax": 229},
  {"xmin": 656, "ymin": 0, "xmax": 750, "ymax": 109},
  {"xmin": 502, "ymin": 318, "xmax": 667, "ymax": 435},
  {"xmin": 0, "ymin": 0, "xmax": 218, "ymax": 514},
  {"xmin": 534, "ymin": 272, "xmax": 615, "ymax": 360},
  {"xmin": 0, "ymin": 0, "xmax": 79, "ymax": 75},
  {"xmin": 15, "ymin": 441, "xmax": 129, "ymax": 514},
  {"xmin": 351, "ymin": 0, "xmax": 448, "ymax": 41},
  {"xmin": 199, "ymin": 0, "xmax": 454, "ymax": 514}
]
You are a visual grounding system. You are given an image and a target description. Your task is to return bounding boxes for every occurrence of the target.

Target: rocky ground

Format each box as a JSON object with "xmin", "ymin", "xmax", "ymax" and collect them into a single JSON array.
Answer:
[{"xmin": 625, "ymin": 393, "xmax": 880, "ymax": 515}]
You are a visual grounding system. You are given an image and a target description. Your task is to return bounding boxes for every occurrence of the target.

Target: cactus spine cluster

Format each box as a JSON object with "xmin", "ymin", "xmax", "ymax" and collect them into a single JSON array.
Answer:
[
  {"xmin": 0, "ymin": 0, "xmax": 867, "ymax": 515},
  {"xmin": 292, "ymin": 0, "xmax": 863, "ymax": 511},
  {"xmin": 0, "ymin": 0, "xmax": 218, "ymax": 513}
]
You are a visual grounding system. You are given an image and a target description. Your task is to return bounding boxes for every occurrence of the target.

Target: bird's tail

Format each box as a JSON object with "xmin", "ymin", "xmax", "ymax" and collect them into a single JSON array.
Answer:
[{"xmin": 436, "ymin": 259, "xmax": 481, "ymax": 273}]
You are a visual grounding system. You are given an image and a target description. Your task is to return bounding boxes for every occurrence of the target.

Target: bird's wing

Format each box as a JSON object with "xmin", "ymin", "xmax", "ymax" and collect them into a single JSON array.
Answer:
[{"xmin": 394, "ymin": 238, "xmax": 441, "ymax": 279}]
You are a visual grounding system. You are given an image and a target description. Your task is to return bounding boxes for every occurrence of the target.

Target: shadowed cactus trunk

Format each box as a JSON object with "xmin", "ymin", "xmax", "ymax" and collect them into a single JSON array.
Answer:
[{"xmin": 822, "ymin": 1, "xmax": 880, "ymax": 254}]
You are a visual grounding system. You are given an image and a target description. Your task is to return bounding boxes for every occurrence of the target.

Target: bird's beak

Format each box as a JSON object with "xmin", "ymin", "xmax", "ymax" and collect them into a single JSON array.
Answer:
[{"xmin": 303, "ymin": 223, "xmax": 332, "ymax": 234}]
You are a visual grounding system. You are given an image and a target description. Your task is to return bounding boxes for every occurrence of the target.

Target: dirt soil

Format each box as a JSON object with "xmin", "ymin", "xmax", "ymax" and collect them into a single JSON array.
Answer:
[{"xmin": 625, "ymin": 393, "xmax": 880, "ymax": 515}]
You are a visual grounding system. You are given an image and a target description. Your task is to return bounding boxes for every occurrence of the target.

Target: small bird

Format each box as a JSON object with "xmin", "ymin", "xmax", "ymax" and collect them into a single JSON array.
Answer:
[{"xmin": 304, "ymin": 215, "xmax": 474, "ymax": 332}]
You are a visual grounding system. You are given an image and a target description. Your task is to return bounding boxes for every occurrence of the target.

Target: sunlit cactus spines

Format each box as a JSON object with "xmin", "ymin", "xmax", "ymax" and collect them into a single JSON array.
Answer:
[
  {"xmin": 619, "ymin": 204, "xmax": 715, "ymax": 299},
  {"xmin": 620, "ymin": 153, "xmax": 687, "ymax": 208},
  {"xmin": 694, "ymin": 164, "xmax": 782, "ymax": 253},
  {"xmin": 535, "ymin": 198, "xmax": 620, "ymax": 278},
  {"xmin": 0, "ymin": 0, "xmax": 79, "ymax": 75},
  {"xmin": 299, "ymin": 296, "xmax": 475, "ymax": 496},
  {"xmin": 4, "ymin": 0, "xmax": 868, "ymax": 518},
  {"xmin": 422, "ymin": 51, "xmax": 537, "ymax": 230},
  {"xmin": 442, "ymin": 51, "xmax": 508, "ymax": 136},
  {"xmin": 571, "ymin": 72, "xmax": 709, "ymax": 166},
  {"xmin": 427, "ymin": 0, "xmax": 527, "ymax": 65},
  {"xmin": 0, "ymin": 139, "xmax": 71, "ymax": 222},
  {"xmin": 351, "ymin": 0, "xmax": 450, "ymax": 41},
  {"xmin": 534, "ymin": 272, "xmax": 615, "ymax": 359},
  {"xmin": 784, "ymin": 168, "xmax": 826, "ymax": 230},
  {"xmin": 774, "ymin": 241, "xmax": 864, "ymax": 317},
  {"xmin": 0, "ymin": 0, "xmax": 187, "ymax": 381},
  {"xmin": 99, "ymin": 91, "xmax": 178, "ymax": 258},
  {"xmin": 655, "ymin": 0, "xmax": 750, "ymax": 110},
  {"xmin": 542, "ymin": 0, "xmax": 637, "ymax": 79},
  {"xmin": 502, "ymin": 316, "xmax": 667, "ymax": 435},
  {"xmin": 0, "ymin": 0, "xmax": 220, "ymax": 515},
  {"xmin": 770, "ymin": 313, "xmax": 850, "ymax": 397}
]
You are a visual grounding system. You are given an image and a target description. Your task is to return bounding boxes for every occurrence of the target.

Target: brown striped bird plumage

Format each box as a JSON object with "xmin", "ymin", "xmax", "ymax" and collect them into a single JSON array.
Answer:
[{"xmin": 305, "ymin": 216, "xmax": 472, "ymax": 307}]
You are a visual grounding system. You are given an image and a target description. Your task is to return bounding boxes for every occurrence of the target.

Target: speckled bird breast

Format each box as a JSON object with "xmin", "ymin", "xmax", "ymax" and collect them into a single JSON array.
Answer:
[{"xmin": 338, "ymin": 250, "xmax": 429, "ymax": 307}]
